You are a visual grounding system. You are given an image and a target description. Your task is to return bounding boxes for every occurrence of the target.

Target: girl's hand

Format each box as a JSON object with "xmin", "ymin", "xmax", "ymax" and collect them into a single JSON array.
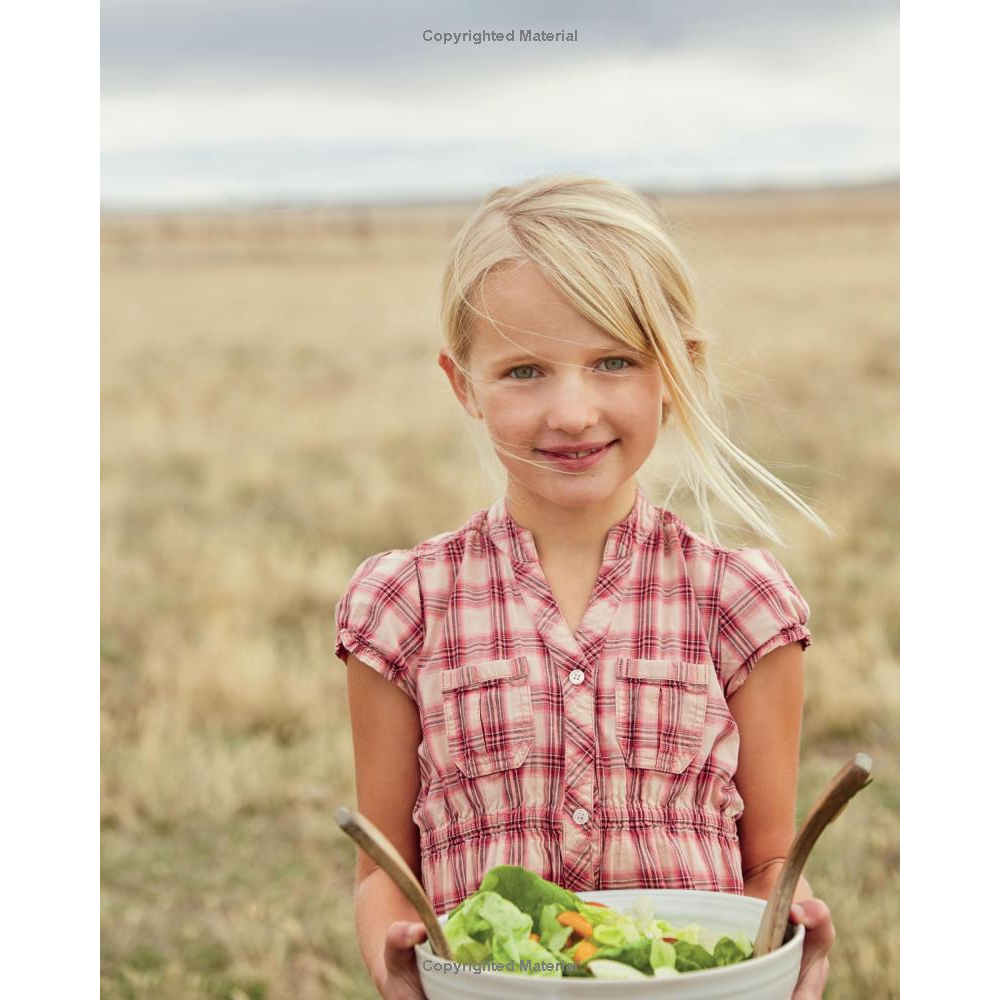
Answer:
[
  {"xmin": 377, "ymin": 921, "xmax": 429, "ymax": 1000},
  {"xmin": 789, "ymin": 898, "xmax": 835, "ymax": 999}
]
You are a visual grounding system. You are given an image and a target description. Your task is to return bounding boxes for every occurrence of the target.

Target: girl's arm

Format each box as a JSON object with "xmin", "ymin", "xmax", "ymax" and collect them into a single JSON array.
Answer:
[
  {"xmin": 728, "ymin": 640, "xmax": 812, "ymax": 902},
  {"xmin": 729, "ymin": 641, "xmax": 835, "ymax": 999},
  {"xmin": 345, "ymin": 652, "xmax": 425, "ymax": 994}
]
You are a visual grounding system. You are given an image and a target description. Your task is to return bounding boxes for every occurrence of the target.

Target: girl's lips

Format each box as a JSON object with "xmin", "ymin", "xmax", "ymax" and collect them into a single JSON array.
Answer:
[{"xmin": 534, "ymin": 440, "xmax": 617, "ymax": 470}]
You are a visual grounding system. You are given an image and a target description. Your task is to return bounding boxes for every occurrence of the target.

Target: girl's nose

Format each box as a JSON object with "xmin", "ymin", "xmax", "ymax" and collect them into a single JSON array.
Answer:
[{"xmin": 545, "ymin": 376, "xmax": 600, "ymax": 435}]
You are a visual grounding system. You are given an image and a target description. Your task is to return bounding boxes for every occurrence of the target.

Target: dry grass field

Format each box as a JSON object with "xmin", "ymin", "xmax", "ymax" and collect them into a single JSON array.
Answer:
[{"xmin": 101, "ymin": 184, "xmax": 899, "ymax": 999}]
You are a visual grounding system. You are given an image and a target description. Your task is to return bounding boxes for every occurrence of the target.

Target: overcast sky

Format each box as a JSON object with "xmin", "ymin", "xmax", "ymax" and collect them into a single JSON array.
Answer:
[{"xmin": 101, "ymin": 0, "xmax": 899, "ymax": 209}]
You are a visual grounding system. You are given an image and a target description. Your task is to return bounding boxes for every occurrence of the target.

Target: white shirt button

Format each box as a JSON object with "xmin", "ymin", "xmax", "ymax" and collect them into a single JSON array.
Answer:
[
  {"xmin": 572, "ymin": 808, "xmax": 590, "ymax": 825},
  {"xmin": 568, "ymin": 669, "xmax": 585, "ymax": 685}
]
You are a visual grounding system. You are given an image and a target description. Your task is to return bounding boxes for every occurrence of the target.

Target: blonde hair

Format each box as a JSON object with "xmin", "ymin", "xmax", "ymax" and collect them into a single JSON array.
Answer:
[{"xmin": 439, "ymin": 174, "xmax": 831, "ymax": 547}]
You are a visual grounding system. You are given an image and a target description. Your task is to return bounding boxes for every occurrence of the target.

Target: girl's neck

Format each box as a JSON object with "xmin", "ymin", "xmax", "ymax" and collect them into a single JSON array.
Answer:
[{"xmin": 505, "ymin": 479, "xmax": 639, "ymax": 563}]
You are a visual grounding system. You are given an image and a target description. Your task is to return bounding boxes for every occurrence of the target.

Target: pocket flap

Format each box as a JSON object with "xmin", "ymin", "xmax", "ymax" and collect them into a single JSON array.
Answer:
[
  {"xmin": 440, "ymin": 656, "xmax": 529, "ymax": 693},
  {"xmin": 615, "ymin": 658, "xmax": 708, "ymax": 686}
]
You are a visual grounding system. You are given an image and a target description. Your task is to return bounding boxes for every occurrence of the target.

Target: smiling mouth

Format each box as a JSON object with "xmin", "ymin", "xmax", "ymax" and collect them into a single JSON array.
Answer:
[
  {"xmin": 542, "ymin": 447, "xmax": 601, "ymax": 458},
  {"xmin": 534, "ymin": 441, "xmax": 617, "ymax": 459}
]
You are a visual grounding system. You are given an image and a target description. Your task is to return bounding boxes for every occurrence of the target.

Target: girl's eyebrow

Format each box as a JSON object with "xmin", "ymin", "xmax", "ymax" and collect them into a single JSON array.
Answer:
[{"xmin": 492, "ymin": 345, "xmax": 647, "ymax": 366}]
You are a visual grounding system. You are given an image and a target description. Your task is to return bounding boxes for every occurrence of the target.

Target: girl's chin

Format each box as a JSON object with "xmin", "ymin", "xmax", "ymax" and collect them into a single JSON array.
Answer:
[{"xmin": 512, "ymin": 472, "xmax": 629, "ymax": 508}]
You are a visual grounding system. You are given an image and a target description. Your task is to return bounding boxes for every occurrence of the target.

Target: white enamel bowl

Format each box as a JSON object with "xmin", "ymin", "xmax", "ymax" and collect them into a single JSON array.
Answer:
[{"xmin": 413, "ymin": 889, "xmax": 804, "ymax": 1000}]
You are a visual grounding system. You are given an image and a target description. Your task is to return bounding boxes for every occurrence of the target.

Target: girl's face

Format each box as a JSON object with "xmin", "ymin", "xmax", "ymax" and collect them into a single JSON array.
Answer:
[{"xmin": 440, "ymin": 261, "xmax": 670, "ymax": 512}]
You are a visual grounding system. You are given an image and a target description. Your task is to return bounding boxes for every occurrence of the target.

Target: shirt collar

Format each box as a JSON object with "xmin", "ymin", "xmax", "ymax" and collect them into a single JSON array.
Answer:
[{"xmin": 483, "ymin": 484, "xmax": 657, "ymax": 565}]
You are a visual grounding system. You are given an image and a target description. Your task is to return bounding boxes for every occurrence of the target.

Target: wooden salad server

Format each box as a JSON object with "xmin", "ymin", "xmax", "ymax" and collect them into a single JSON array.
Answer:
[
  {"xmin": 335, "ymin": 805, "xmax": 454, "ymax": 960},
  {"xmin": 753, "ymin": 752, "xmax": 874, "ymax": 957}
]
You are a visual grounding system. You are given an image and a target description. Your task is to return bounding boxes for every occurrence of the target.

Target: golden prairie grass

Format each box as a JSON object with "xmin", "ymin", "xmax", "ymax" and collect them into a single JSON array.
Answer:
[{"xmin": 101, "ymin": 185, "xmax": 899, "ymax": 999}]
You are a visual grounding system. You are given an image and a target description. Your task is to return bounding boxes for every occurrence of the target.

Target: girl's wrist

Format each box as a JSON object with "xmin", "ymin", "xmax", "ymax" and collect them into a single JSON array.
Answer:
[
  {"xmin": 744, "ymin": 867, "xmax": 814, "ymax": 905},
  {"xmin": 743, "ymin": 872, "xmax": 778, "ymax": 901}
]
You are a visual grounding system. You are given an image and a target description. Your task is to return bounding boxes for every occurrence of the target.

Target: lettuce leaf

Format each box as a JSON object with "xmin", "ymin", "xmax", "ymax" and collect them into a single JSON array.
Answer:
[
  {"xmin": 588, "ymin": 938, "xmax": 654, "ymax": 974},
  {"xmin": 538, "ymin": 903, "xmax": 575, "ymax": 953},
  {"xmin": 577, "ymin": 902, "xmax": 644, "ymax": 948},
  {"xmin": 649, "ymin": 937, "xmax": 677, "ymax": 971},
  {"xmin": 442, "ymin": 890, "xmax": 562, "ymax": 975},
  {"xmin": 713, "ymin": 936, "xmax": 751, "ymax": 966},
  {"xmin": 673, "ymin": 940, "xmax": 718, "ymax": 972},
  {"xmin": 731, "ymin": 931, "xmax": 755, "ymax": 959},
  {"xmin": 473, "ymin": 865, "xmax": 584, "ymax": 931},
  {"xmin": 673, "ymin": 924, "xmax": 706, "ymax": 946},
  {"xmin": 492, "ymin": 932, "xmax": 567, "ymax": 976}
]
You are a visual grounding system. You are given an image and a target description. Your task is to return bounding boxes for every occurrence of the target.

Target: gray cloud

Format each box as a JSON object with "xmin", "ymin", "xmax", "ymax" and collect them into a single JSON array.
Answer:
[{"xmin": 102, "ymin": 0, "xmax": 898, "ymax": 89}]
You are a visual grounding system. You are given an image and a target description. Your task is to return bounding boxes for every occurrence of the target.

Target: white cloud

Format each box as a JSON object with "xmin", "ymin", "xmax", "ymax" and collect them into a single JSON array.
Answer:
[{"xmin": 101, "ymin": 10, "xmax": 897, "ymax": 206}]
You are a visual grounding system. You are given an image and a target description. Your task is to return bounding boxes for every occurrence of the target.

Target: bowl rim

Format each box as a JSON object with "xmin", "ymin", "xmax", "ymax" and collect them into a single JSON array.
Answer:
[{"xmin": 413, "ymin": 889, "xmax": 805, "ymax": 984}]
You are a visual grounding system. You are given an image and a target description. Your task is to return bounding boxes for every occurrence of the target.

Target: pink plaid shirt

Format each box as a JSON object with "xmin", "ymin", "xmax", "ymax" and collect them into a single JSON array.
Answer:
[{"xmin": 335, "ymin": 485, "xmax": 811, "ymax": 915}]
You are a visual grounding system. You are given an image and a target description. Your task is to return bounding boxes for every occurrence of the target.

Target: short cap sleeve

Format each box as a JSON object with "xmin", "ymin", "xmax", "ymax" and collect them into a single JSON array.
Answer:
[
  {"xmin": 717, "ymin": 547, "xmax": 812, "ymax": 700},
  {"xmin": 334, "ymin": 549, "xmax": 424, "ymax": 701}
]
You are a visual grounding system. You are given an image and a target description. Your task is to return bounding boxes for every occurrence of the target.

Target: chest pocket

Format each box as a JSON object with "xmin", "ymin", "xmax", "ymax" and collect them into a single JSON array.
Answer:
[
  {"xmin": 440, "ymin": 657, "xmax": 534, "ymax": 778},
  {"xmin": 615, "ymin": 658, "xmax": 709, "ymax": 773}
]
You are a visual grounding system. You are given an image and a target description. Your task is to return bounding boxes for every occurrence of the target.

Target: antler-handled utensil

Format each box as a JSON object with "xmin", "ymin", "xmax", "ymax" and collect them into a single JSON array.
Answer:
[
  {"xmin": 335, "ymin": 805, "xmax": 454, "ymax": 960},
  {"xmin": 753, "ymin": 752, "xmax": 874, "ymax": 957}
]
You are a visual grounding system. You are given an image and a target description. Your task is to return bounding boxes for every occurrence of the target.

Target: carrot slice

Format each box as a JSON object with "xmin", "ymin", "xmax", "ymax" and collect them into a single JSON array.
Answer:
[{"xmin": 557, "ymin": 911, "xmax": 594, "ymax": 938}]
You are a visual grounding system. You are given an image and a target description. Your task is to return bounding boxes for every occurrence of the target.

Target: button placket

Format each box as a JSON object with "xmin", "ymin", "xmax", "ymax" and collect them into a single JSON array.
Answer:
[
  {"xmin": 480, "ymin": 488, "xmax": 659, "ymax": 893},
  {"xmin": 560, "ymin": 657, "xmax": 598, "ymax": 889}
]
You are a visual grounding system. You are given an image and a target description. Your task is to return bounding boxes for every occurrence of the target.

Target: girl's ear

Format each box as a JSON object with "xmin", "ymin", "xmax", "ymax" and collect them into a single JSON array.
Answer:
[{"xmin": 438, "ymin": 348, "xmax": 481, "ymax": 419}]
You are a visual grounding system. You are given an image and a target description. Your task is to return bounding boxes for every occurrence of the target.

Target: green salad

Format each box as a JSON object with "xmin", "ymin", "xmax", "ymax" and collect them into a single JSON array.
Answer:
[{"xmin": 440, "ymin": 865, "xmax": 754, "ymax": 980}]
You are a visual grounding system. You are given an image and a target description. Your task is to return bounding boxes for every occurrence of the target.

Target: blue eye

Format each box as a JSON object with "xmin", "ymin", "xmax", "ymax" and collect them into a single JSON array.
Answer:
[
  {"xmin": 507, "ymin": 365, "xmax": 539, "ymax": 380},
  {"xmin": 598, "ymin": 357, "xmax": 631, "ymax": 372}
]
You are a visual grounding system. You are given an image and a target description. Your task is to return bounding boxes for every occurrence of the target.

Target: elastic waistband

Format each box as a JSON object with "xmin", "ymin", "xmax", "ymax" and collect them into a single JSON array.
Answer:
[
  {"xmin": 599, "ymin": 804, "xmax": 739, "ymax": 841},
  {"xmin": 420, "ymin": 803, "xmax": 738, "ymax": 858},
  {"xmin": 421, "ymin": 807, "xmax": 561, "ymax": 858}
]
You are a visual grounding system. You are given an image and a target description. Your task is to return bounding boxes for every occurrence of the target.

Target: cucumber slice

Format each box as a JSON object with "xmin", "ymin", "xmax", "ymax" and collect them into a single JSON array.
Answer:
[{"xmin": 586, "ymin": 959, "xmax": 648, "ymax": 980}]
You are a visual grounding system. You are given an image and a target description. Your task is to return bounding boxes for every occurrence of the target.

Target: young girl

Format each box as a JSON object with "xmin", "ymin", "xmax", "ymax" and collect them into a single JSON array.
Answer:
[{"xmin": 337, "ymin": 176, "xmax": 836, "ymax": 999}]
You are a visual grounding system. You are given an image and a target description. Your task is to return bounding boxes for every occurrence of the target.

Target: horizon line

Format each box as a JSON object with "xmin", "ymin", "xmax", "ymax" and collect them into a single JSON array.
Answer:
[{"xmin": 100, "ymin": 174, "xmax": 900, "ymax": 219}]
